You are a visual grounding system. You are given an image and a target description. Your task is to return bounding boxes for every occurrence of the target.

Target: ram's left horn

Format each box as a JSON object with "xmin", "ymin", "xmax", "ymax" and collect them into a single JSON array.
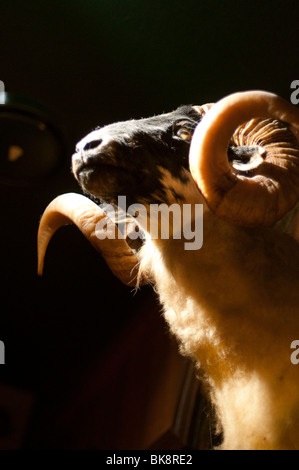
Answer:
[
  {"xmin": 37, "ymin": 193, "xmax": 145, "ymax": 286},
  {"xmin": 189, "ymin": 90, "xmax": 299, "ymax": 227}
]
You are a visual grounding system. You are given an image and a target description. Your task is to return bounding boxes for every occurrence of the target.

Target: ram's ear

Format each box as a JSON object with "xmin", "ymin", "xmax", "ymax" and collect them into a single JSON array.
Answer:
[{"xmin": 192, "ymin": 103, "xmax": 214, "ymax": 117}]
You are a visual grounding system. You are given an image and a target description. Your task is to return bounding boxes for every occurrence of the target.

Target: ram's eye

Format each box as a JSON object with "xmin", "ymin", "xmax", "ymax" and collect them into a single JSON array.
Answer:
[
  {"xmin": 173, "ymin": 120, "xmax": 194, "ymax": 142},
  {"xmin": 176, "ymin": 128, "xmax": 192, "ymax": 141}
]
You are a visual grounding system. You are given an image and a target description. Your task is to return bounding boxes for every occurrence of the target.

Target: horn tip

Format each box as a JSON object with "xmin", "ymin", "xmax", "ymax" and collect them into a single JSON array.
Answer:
[{"xmin": 37, "ymin": 259, "xmax": 44, "ymax": 276}]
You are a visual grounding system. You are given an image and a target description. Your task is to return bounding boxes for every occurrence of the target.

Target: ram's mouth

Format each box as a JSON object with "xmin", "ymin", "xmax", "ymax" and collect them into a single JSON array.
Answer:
[
  {"xmin": 72, "ymin": 150, "xmax": 118, "ymax": 173},
  {"xmin": 72, "ymin": 151, "xmax": 138, "ymax": 202},
  {"xmin": 79, "ymin": 166, "xmax": 129, "ymax": 200}
]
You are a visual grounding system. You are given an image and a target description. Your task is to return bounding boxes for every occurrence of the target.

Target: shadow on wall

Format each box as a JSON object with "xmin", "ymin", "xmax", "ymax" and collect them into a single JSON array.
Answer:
[{"xmin": 0, "ymin": 91, "xmax": 154, "ymax": 449}]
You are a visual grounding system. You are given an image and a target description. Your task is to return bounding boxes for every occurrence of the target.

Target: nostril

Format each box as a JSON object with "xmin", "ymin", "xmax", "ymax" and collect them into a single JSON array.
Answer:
[{"xmin": 83, "ymin": 139, "xmax": 103, "ymax": 151}]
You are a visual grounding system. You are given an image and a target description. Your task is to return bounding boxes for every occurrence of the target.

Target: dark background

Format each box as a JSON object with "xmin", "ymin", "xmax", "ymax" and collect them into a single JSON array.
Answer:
[{"xmin": 0, "ymin": 0, "xmax": 298, "ymax": 449}]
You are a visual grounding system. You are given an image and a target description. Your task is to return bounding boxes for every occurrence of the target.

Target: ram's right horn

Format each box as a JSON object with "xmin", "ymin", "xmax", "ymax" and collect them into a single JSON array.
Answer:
[{"xmin": 37, "ymin": 193, "xmax": 148, "ymax": 286}]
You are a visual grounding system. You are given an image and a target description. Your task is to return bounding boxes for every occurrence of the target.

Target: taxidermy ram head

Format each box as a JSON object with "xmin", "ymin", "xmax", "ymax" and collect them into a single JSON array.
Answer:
[{"xmin": 37, "ymin": 91, "xmax": 299, "ymax": 450}]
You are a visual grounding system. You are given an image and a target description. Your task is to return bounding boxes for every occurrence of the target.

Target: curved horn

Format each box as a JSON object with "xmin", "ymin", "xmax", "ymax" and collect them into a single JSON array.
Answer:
[
  {"xmin": 189, "ymin": 90, "xmax": 299, "ymax": 226},
  {"xmin": 37, "ymin": 193, "xmax": 147, "ymax": 286}
]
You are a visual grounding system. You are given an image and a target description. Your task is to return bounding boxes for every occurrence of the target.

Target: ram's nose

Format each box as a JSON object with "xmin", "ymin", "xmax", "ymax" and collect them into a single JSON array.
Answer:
[
  {"xmin": 74, "ymin": 131, "xmax": 118, "ymax": 167},
  {"xmin": 82, "ymin": 138, "xmax": 103, "ymax": 151},
  {"xmin": 72, "ymin": 131, "xmax": 119, "ymax": 181},
  {"xmin": 76, "ymin": 130, "xmax": 113, "ymax": 155}
]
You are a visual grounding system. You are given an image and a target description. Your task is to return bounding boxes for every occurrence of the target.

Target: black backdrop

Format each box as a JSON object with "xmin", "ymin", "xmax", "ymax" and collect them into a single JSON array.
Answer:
[{"xmin": 0, "ymin": 0, "xmax": 298, "ymax": 449}]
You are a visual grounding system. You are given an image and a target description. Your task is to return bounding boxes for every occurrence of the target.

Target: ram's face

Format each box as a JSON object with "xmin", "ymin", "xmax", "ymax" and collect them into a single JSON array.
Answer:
[
  {"xmin": 72, "ymin": 106, "xmax": 202, "ymax": 207},
  {"xmin": 73, "ymin": 94, "xmax": 299, "ymax": 226}
]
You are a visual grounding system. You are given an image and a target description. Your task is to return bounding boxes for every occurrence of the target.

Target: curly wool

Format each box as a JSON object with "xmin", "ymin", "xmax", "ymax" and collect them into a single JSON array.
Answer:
[{"xmin": 139, "ymin": 208, "xmax": 299, "ymax": 450}]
